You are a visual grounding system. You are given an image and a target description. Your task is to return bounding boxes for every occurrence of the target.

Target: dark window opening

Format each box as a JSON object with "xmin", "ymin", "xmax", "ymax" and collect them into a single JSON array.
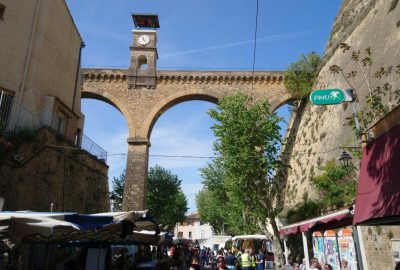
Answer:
[
  {"xmin": 0, "ymin": 90, "xmax": 14, "ymax": 134},
  {"xmin": 0, "ymin": 3, "xmax": 5, "ymax": 20}
]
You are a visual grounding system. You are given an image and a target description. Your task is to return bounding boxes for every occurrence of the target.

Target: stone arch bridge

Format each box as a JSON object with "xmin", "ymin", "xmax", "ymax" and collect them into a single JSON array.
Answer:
[{"xmin": 81, "ymin": 68, "xmax": 292, "ymax": 211}]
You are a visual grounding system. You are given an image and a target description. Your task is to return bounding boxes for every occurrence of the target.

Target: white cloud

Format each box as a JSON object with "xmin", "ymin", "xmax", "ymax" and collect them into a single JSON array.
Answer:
[{"xmin": 160, "ymin": 31, "xmax": 310, "ymax": 59}]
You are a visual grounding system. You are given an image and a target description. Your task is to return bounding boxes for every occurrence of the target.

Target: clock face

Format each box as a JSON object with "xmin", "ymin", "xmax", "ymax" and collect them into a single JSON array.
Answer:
[{"xmin": 138, "ymin": 35, "xmax": 150, "ymax": 46}]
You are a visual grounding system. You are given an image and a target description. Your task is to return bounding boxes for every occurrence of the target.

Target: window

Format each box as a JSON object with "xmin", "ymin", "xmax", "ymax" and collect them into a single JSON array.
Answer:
[
  {"xmin": 188, "ymin": 232, "xmax": 192, "ymax": 239},
  {"xmin": 0, "ymin": 90, "xmax": 14, "ymax": 133},
  {"xmin": 0, "ymin": 3, "xmax": 5, "ymax": 20},
  {"xmin": 55, "ymin": 113, "xmax": 66, "ymax": 135},
  {"xmin": 188, "ymin": 221, "xmax": 193, "ymax": 226}
]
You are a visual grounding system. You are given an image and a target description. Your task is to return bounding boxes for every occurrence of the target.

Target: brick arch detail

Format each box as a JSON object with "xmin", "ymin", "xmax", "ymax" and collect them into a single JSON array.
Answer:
[
  {"xmin": 81, "ymin": 89, "xmax": 136, "ymax": 137},
  {"xmin": 139, "ymin": 89, "xmax": 221, "ymax": 138}
]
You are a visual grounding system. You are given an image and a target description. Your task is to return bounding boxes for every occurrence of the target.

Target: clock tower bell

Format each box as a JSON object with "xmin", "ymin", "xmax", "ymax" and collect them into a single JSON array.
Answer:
[{"xmin": 127, "ymin": 14, "xmax": 160, "ymax": 89}]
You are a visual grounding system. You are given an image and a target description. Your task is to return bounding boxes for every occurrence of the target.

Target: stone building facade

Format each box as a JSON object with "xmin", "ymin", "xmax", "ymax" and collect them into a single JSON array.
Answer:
[
  {"xmin": 0, "ymin": 0, "xmax": 84, "ymax": 143},
  {"xmin": 174, "ymin": 212, "xmax": 214, "ymax": 240},
  {"xmin": 0, "ymin": 127, "xmax": 109, "ymax": 213},
  {"xmin": 0, "ymin": 0, "xmax": 109, "ymax": 213}
]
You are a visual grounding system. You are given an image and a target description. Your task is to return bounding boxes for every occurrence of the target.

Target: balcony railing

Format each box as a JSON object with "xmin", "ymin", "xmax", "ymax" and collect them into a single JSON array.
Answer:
[
  {"xmin": 81, "ymin": 135, "xmax": 107, "ymax": 162},
  {"xmin": 0, "ymin": 99, "xmax": 107, "ymax": 162}
]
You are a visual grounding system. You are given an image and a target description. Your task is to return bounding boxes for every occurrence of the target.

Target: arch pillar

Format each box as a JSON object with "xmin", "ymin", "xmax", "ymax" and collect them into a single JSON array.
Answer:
[{"xmin": 122, "ymin": 137, "xmax": 150, "ymax": 211}]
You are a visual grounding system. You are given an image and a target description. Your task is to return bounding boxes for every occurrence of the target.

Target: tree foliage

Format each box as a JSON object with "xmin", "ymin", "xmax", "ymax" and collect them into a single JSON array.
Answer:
[
  {"xmin": 284, "ymin": 52, "xmax": 321, "ymax": 100},
  {"xmin": 147, "ymin": 165, "xmax": 188, "ymax": 232},
  {"xmin": 111, "ymin": 171, "xmax": 125, "ymax": 211},
  {"xmin": 197, "ymin": 92, "xmax": 284, "ymax": 240},
  {"xmin": 311, "ymin": 159, "xmax": 357, "ymax": 209}
]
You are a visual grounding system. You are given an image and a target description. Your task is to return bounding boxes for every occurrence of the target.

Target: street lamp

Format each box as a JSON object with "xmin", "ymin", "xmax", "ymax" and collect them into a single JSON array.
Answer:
[{"xmin": 339, "ymin": 150, "xmax": 352, "ymax": 167}]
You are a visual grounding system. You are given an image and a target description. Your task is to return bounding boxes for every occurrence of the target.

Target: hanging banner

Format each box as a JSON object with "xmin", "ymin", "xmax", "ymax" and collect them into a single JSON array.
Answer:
[
  {"xmin": 324, "ymin": 230, "xmax": 340, "ymax": 270},
  {"xmin": 312, "ymin": 232, "xmax": 326, "ymax": 267}
]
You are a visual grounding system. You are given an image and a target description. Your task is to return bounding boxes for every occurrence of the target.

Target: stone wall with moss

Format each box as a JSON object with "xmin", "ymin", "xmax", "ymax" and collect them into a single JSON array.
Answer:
[
  {"xmin": 281, "ymin": 0, "xmax": 400, "ymax": 268},
  {"xmin": 0, "ymin": 127, "xmax": 109, "ymax": 213},
  {"xmin": 282, "ymin": 0, "xmax": 400, "ymax": 207}
]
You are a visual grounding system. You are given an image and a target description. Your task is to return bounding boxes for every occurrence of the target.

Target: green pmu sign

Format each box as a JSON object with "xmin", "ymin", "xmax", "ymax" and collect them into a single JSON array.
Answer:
[{"xmin": 310, "ymin": 89, "xmax": 345, "ymax": 105}]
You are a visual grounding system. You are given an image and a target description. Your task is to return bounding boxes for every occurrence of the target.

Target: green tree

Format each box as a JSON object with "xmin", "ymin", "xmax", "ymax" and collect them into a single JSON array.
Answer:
[
  {"xmin": 111, "ymin": 171, "xmax": 125, "ymax": 211},
  {"xmin": 196, "ymin": 158, "xmax": 249, "ymax": 235},
  {"xmin": 284, "ymin": 52, "xmax": 321, "ymax": 100},
  {"xmin": 311, "ymin": 159, "xmax": 357, "ymax": 209},
  {"xmin": 147, "ymin": 165, "xmax": 188, "ymax": 231},
  {"xmin": 207, "ymin": 92, "xmax": 284, "ymax": 250}
]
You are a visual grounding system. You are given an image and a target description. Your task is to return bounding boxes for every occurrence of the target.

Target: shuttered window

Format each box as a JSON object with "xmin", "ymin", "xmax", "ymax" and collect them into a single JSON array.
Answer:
[{"xmin": 0, "ymin": 90, "xmax": 14, "ymax": 133}]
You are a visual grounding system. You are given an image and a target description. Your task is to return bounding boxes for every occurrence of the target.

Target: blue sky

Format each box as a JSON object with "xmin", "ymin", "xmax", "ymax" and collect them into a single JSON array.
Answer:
[{"xmin": 66, "ymin": 0, "xmax": 342, "ymax": 212}]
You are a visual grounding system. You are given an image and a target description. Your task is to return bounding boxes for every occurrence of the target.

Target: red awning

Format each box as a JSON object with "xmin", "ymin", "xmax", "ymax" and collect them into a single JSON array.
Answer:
[
  {"xmin": 279, "ymin": 224, "xmax": 299, "ymax": 236},
  {"xmin": 279, "ymin": 207, "xmax": 353, "ymax": 236},
  {"xmin": 353, "ymin": 123, "xmax": 400, "ymax": 225}
]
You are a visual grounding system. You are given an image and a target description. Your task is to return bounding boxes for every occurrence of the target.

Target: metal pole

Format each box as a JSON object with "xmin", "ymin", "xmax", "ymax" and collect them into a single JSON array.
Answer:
[
  {"xmin": 302, "ymin": 232, "xmax": 310, "ymax": 270},
  {"xmin": 283, "ymin": 238, "xmax": 288, "ymax": 265},
  {"xmin": 355, "ymin": 226, "xmax": 368, "ymax": 270}
]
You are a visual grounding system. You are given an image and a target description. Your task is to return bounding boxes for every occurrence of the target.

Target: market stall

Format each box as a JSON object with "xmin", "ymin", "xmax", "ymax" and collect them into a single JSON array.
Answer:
[
  {"xmin": 279, "ymin": 206, "xmax": 358, "ymax": 270},
  {"xmin": 0, "ymin": 210, "xmax": 162, "ymax": 269}
]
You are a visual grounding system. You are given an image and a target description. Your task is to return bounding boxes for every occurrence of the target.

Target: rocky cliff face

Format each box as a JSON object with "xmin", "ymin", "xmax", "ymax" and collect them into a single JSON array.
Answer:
[{"xmin": 282, "ymin": 0, "xmax": 400, "ymax": 207}]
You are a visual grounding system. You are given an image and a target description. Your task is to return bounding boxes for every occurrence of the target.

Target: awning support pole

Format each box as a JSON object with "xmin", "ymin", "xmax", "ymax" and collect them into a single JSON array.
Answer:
[
  {"xmin": 301, "ymin": 232, "xmax": 310, "ymax": 270},
  {"xmin": 283, "ymin": 237, "xmax": 288, "ymax": 264},
  {"xmin": 355, "ymin": 225, "xmax": 368, "ymax": 270}
]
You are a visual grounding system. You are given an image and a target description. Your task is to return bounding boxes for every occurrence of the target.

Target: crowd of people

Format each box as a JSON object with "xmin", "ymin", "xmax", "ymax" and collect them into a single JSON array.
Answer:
[
  {"xmin": 283, "ymin": 257, "xmax": 350, "ymax": 270},
  {"xmin": 169, "ymin": 246, "xmax": 274, "ymax": 270}
]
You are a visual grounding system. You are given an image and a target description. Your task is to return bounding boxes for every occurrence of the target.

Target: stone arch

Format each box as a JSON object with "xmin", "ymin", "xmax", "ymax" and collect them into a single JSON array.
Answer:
[
  {"xmin": 271, "ymin": 97, "xmax": 297, "ymax": 113},
  {"xmin": 81, "ymin": 89, "xmax": 135, "ymax": 137},
  {"xmin": 140, "ymin": 89, "xmax": 221, "ymax": 138},
  {"xmin": 138, "ymin": 55, "xmax": 148, "ymax": 70}
]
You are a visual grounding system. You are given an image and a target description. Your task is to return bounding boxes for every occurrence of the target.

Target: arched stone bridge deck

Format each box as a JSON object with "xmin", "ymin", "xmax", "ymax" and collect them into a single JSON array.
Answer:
[{"xmin": 81, "ymin": 68, "xmax": 291, "ymax": 210}]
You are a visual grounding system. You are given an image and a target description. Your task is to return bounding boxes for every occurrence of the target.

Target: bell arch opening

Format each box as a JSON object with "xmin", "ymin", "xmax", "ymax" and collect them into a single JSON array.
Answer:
[{"xmin": 138, "ymin": 55, "xmax": 148, "ymax": 70}]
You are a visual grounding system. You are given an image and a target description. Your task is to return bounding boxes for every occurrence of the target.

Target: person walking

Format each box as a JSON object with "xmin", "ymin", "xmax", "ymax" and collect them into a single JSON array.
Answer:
[
  {"xmin": 216, "ymin": 257, "xmax": 229, "ymax": 270},
  {"xmin": 309, "ymin": 257, "xmax": 320, "ymax": 270},
  {"xmin": 240, "ymin": 249, "xmax": 251, "ymax": 270},
  {"xmin": 248, "ymin": 248, "xmax": 256, "ymax": 270},
  {"xmin": 225, "ymin": 251, "xmax": 237, "ymax": 270},
  {"xmin": 283, "ymin": 259, "xmax": 294, "ymax": 270},
  {"xmin": 200, "ymin": 247, "xmax": 207, "ymax": 267},
  {"xmin": 255, "ymin": 249, "xmax": 264, "ymax": 270}
]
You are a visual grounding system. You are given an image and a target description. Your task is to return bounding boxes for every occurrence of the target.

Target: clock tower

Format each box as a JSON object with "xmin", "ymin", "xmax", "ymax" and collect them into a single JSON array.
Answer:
[{"xmin": 127, "ymin": 14, "xmax": 160, "ymax": 89}]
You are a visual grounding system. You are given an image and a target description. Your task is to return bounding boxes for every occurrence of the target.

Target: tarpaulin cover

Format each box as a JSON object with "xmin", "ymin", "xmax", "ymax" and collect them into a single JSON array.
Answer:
[
  {"xmin": 353, "ymin": 123, "xmax": 400, "ymax": 225},
  {"xmin": 64, "ymin": 214, "xmax": 113, "ymax": 230},
  {"xmin": 279, "ymin": 208, "xmax": 352, "ymax": 236},
  {"xmin": 0, "ymin": 210, "xmax": 159, "ymax": 248}
]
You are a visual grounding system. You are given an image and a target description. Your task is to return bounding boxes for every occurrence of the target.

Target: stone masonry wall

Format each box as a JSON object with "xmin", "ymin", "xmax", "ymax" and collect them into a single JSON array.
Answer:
[
  {"xmin": 0, "ymin": 127, "xmax": 109, "ymax": 213},
  {"xmin": 283, "ymin": 0, "xmax": 400, "ymax": 207},
  {"xmin": 360, "ymin": 225, "xmax": 400, "ymax": 269},
  {"xmin": 282, "ymin": 0, "xmax": 400, "ymax": 268}
]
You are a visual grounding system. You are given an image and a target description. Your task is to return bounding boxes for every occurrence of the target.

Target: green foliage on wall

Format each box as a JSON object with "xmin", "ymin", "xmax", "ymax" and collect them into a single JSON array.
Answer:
[
  {"xmin": 311, "ymin": 159, "xmax": 357, "ymax": 209},
  {"xmin": 284, "ymin": 52, "xmax": 321, "ymax": 100},
  {"xmin": 329, "ymin": 44, "xmax": 400, "ymax": 137}
]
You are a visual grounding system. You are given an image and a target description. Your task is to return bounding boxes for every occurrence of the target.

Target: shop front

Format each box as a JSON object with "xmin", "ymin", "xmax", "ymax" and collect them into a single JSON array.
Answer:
[{"xmin": 279, "ymin": 207, "xmax": 360, "ymax": 270}]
